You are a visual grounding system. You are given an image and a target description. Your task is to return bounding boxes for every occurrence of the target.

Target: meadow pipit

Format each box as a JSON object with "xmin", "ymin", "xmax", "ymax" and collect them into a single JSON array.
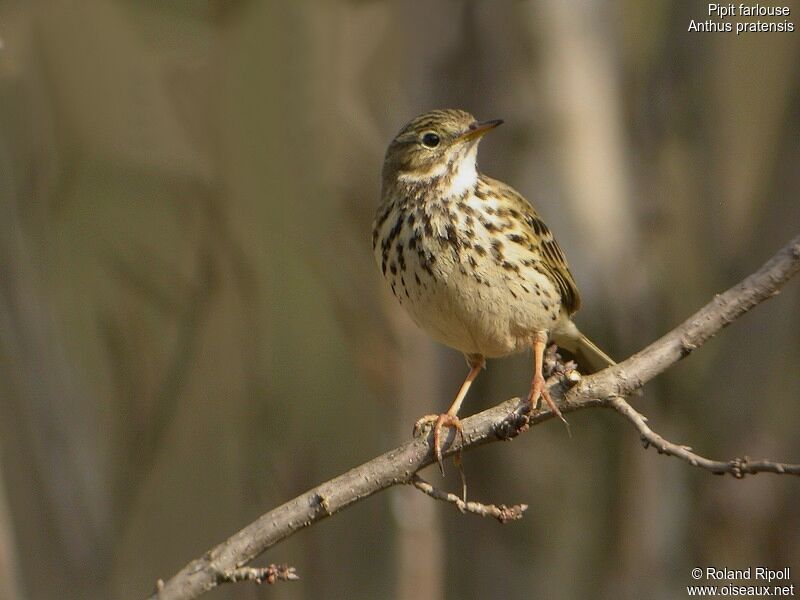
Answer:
[{"xmin": 372, "ymin": 109, "xmax": 613, "ymax": 467}]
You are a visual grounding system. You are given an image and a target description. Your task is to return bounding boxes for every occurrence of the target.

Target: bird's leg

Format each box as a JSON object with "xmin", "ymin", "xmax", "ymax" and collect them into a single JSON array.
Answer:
[
  {"xmin": 414, "ymin": 356, "xmax": 485, "ymax": 476},
  {"xmin": 528, "ymin": 331, "xmax": 568, "ymax": 426}
]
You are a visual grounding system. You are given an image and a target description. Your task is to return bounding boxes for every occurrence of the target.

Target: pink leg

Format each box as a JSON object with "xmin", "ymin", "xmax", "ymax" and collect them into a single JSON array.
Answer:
[
  {"xmin": 528, "ymin": 331, "xmax": 567, "ymax": 425},
  {"xmin": 415, "ymin": 355, "xmax": 485, "ymax": 474}
]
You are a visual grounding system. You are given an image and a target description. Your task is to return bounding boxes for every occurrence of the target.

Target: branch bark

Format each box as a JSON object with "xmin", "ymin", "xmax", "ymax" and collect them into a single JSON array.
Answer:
[
  {"xmin": 607, "ymin": 396, "xmax": 800, "ymax": 477},
  {"xmin": 149, "ymin": 234, "xmax": 800, "ymax": 600},
  {"xmin": 410, "ymin": 475, "xmax": 528, "ymax": 522}
]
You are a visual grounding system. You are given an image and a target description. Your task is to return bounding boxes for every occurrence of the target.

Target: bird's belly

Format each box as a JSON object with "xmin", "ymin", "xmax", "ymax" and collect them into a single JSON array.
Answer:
[{"xmin": 379, "ymin": 246, "xmax": 563, "ymax": 358}]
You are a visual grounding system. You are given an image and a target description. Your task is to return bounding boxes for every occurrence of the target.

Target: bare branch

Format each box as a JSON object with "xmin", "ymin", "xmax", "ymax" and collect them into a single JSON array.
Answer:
[
  {"xmin": 410, "ymin": 475, "xmax": 528, "ymax": 523},
  {"xmin": 148, "ymin": 234, "xmax": 800, "ymax": 600},
  {"xmin": 608, "ymin": 396, "xmax": 800, "ymax": 477}
]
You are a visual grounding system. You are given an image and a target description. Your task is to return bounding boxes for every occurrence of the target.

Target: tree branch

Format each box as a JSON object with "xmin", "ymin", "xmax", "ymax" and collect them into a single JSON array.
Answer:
[
  {"xmin": 410, "ymin": 475, "xmax": 528, "ymax": 522},
  {"xmin": 607, "ymin": 396, "xmax": 800, "ymax": 477},
  {"xmin": 149, "ymin": 234, "xmax": 800, "ymax": 600}
]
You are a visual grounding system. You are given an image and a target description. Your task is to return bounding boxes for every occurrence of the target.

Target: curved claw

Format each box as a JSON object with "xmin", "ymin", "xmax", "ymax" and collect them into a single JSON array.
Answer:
[
  {"xmin": 528, "ymin": 373, "xmax": 569, "ymax": 428},
  {"xmin": 432, "ymin": 413, "xmax": 464, "ymax": 475},
  {"xmin": 414, "ymin": 413, "xmax": 465, "ymax": 475}
]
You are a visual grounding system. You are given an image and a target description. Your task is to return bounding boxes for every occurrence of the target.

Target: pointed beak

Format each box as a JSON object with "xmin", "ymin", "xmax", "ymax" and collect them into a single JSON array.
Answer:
[{"xmin": 456, "ymin": 119, "xmax": 503, "ymax": 143}]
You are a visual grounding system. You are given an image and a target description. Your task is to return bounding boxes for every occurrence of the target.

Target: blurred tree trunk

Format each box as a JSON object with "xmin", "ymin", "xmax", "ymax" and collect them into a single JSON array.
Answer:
[
  {"xmin": 0, "ymin": 452, "xmax": 24, "ymax": 600},
  {"xmin": 391, "ymin": 322, "xmax": 445, "ymax": 600}
]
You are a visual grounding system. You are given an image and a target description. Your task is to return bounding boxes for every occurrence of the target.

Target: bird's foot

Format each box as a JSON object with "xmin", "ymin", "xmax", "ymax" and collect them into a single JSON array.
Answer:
[
  {"xmin": 413, "ymin": 413, "xmax": 464, "ymax": 476},
  {"xmin": 528, "ymin": 373, "xmax": 569, "ymax": 429}
]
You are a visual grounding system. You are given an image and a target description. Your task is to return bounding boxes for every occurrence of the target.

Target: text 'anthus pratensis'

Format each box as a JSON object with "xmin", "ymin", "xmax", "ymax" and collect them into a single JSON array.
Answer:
[{"xmin": 372, "ymin": 109, "xmax": 614, "ymax": 469}]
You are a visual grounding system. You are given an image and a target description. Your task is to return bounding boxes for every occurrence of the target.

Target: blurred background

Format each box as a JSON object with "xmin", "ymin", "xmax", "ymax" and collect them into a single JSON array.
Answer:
[{"xmin": 1, "ymin": 1, "xmax": 799, "ymax": 599}]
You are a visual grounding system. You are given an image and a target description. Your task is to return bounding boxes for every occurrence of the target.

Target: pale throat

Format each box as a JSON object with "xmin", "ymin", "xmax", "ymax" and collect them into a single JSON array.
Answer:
[
  {"xmin": 397, "ymin": 144, "xmax": 479, "ymax": 198},
  {"xmin": 445, "ymin": 147, "xmax": 478, "ymax": 197}
]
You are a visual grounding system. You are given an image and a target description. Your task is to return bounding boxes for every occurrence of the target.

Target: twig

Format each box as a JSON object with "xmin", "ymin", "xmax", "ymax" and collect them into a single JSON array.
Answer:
[
  {"xmin": 219, "ymin": 564, "xmax": 299, "ymax": 585},
  {"xmin": 410, "ymin": 475, "xmax": 528, "ymax": 523},
  {"xmin": 608, "ymin": 396, "xmax": 800, "ymax": 477},
  {"xmin": 147, "ymin": 234, "xmax": 800, "ymax": 600}
]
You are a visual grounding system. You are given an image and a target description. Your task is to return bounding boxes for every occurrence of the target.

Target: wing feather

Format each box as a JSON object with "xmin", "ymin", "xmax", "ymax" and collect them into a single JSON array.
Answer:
[{"xmin": 479, "ymin": 175, "xmax": 581, "ymax": 314}]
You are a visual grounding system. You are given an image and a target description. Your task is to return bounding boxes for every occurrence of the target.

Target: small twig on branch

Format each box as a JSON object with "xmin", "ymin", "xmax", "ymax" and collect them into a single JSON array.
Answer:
[
  {"xmin": 608, "ymin": 396, "xmax": 800, "ymax": 478},
  {"xmin": 148, "ymin": 234, "xmax": 800, "ymax": 600},
  {"xmin": 410, "ymin": 475, "xmax": 528, "ymax": 523},
  {"xmin": 219, "ymin": 564, "xmax": 299, "ymax": 585}
]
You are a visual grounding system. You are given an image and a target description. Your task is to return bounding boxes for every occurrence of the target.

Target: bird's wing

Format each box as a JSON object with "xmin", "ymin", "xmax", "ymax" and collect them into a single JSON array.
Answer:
[{"xmin": 479, "ymin": 175, "xmax": 581, "ymax": 314}]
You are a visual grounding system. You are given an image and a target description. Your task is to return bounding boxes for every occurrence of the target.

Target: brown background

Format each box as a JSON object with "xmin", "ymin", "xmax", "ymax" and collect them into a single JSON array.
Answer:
[{"xmin": 1, "ymin": 2, "xmax": 798, "ymax": 599}]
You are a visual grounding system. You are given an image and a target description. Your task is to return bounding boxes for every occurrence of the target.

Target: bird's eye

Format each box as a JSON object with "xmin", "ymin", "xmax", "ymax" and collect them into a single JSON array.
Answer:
[{"xmin": 421, "ymin": 132, "xmax": 440, "ymax": 148}]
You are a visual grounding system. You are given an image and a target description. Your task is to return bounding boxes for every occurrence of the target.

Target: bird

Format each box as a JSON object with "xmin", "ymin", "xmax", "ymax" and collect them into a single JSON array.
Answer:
[{"xmin": 372, "ymin": 108, "xmax": 613, "ymax": 468}]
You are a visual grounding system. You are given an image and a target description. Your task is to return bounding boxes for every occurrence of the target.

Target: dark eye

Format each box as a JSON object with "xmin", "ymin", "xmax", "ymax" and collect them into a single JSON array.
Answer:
[{"xmin": 421, "ymin": 132, "xmax": 440, "ymax": 148}]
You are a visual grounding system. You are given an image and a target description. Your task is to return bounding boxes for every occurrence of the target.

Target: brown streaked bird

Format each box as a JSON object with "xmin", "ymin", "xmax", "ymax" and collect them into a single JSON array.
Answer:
[{"xmin": 372, "ymin": 108, "xmax": 613, "ymax": 468}]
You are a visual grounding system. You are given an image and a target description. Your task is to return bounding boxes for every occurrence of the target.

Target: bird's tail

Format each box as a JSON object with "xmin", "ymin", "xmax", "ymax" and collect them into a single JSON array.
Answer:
[{"xmin": 553, "ymin": 331, "xmax": 615, "ymax": 374}]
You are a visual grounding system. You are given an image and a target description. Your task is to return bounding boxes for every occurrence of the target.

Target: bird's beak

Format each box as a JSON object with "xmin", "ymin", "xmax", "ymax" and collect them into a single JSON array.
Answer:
[{"xmin": 457, "ymin": 119, "xmax": 503, "ymax": 143}]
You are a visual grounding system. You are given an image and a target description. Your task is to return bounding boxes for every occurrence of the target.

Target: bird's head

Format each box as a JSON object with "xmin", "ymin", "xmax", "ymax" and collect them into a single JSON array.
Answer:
[{"xmin": 382, "ymin": 109, "xmax": 502, "ymax": 194}]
